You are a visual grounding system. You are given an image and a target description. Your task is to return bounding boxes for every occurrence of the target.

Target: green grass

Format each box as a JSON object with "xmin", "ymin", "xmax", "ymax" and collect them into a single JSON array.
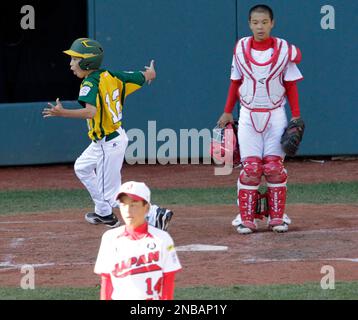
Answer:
[
  {"xmin": 0, "ymin": 282, "xmax": 357, "ymax": 300},
  {"xmin": 0, "ymin": 287, "xmax": 99, "ymax": 300},
  {"xmin": 0, "ymin": 189, "xmax": 93, "ymax": 215},
  {"xmin": 0, "ymin": 182, "xmax": 357, "ymax": 215},
  {"xmin": 174, "ymin": 282, "xmax": 358, "ymax": 300}
]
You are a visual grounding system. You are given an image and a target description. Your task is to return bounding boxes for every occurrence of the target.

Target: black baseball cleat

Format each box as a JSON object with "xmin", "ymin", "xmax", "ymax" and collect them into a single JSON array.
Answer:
[{"xmin": 85, "ymin": 212, "xmax": 121, "ymax": 228}]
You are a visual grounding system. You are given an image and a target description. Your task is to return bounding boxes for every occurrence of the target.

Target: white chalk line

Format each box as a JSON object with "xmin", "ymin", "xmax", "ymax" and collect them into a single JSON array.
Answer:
[
  {"xmin": 288, "ymin": 228, "xmax": 358, "ymax": 235},
  {"xmin": 10, "ymin": 238, "xmax": 25, "ymax": 248},
  {"xmin": 2, "ymin": 257, "xmax": 358, "ymax": 273},
  {"xmin": 0, "ymin": 238, "xmax": 27, "ymax": 270},
  {"xmin": 242, "ymin": 257, "xmax": 358, "ymax": 264},
  {"xmin": 0, "ymin": 244, "xmax": 229, "ymax": 272},
  {"xmin": 0, "ymin": 261, "xmax": 91, "ymax": 272},
  {"xmin": 176, "ymin": 244, "xmax": 228, "ymax": 252},
  {"xmin": 0, "ymin": 219, "xmax": 79, "ymax": 224}
]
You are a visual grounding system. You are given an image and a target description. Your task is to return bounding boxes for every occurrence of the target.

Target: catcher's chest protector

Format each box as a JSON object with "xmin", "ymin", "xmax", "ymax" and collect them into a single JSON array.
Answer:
[{"xmin": 234, "ymin": 37, "xmax": 290, "ymax": 109}]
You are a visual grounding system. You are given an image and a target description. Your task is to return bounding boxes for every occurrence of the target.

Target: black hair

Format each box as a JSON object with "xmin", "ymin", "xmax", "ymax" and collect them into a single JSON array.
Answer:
[{"xmin": 249, "ymin": 4, "xmax": 274, "ymax": 21}]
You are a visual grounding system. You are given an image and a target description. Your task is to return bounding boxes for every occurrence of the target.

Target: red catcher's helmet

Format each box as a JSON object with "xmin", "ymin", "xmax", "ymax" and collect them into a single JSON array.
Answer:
[{"xmin": 210, "ymin": 121, "xmax": 241, "ymax": 168}]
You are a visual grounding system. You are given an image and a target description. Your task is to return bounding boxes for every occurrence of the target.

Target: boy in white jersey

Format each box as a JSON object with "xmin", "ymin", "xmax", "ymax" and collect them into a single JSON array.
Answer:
[
  {"xmin": 94, "ymin": 181, "xmax": 181, "ymax": 300},
  {"xmin": 217, "ymin": 4, "xmax": 303, "ymax": 234}
]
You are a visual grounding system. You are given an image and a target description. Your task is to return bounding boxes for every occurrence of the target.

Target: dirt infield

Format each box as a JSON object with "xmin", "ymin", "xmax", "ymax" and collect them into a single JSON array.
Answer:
[
  {"xmin": 1, "ymin": 159, "xmax": 358, "ymax": 190},
  {"xmin": 0, "ymin": 160, "xmax": 358, "ymax": 289}
]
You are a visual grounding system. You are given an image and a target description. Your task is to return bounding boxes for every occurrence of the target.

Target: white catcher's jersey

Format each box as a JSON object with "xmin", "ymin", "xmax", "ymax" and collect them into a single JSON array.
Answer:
[
  {"xmin": 231, "ymin": 37, "xmax": 303, "ymax": 109},
  {"xmin": 94, "ymin": 225, "xmax": 181, "ymax": 300}
]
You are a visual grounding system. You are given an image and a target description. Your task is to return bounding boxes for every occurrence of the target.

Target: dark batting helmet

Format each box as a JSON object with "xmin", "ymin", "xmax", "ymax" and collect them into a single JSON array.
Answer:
[{"xmin": 63, "ymin": 38, "xmax": 104, "ymax": 70}]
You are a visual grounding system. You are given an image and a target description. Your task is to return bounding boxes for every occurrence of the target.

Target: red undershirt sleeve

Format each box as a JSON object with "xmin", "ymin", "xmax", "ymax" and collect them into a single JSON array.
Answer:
[
  {"xmin": 100, "ymin": 274, "xmax": 113, "ymax": 300},
  {"xmin": 291, "ymin": 46, "xmax": 302, "ymax": 64},
  {"xmin": 283, "ymin": 80, "xmax": 301, "ymax": 118},
  {"xmin": 224, "ymin": 79, "xmax": 242, "ymax": 113},
  {"xmin": 161, "ymin": 271, "xmax": 176, "ymax": 300}
]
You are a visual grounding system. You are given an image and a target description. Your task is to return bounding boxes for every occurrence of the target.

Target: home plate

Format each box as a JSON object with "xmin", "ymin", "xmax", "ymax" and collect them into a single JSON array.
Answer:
[{"xmin": 176, "ymin": 244, "xmax": 228, "ymax": 252}]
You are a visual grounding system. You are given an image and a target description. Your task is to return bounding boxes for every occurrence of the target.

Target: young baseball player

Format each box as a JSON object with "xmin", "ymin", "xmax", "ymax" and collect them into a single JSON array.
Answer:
[
  {"xmin": 42, "ymin": 38, "xmax": 173, "ymax": 229},
  {"xmin": 94, "ymin": 181, "xmax": 182, "ymax": 300},
  {"xmin": 217, "ymin": 5, "xmax": 303, "ymax": 234}
]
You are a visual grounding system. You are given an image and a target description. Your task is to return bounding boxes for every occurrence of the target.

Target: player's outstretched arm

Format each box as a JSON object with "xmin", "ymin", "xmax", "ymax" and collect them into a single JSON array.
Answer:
[
  {"xmin": 42, "ymin": 99, "xmax": 96, "ymax": 119},
  {"xmin": 142, "ymin": 60, "xmax": 156, "ymax": 85}
]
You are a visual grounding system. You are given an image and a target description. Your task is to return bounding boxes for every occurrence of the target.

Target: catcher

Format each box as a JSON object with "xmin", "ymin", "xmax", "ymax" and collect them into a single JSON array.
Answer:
[{"xmin": 217, "ymin": 4, "xmax": 305, "ymax": 234}]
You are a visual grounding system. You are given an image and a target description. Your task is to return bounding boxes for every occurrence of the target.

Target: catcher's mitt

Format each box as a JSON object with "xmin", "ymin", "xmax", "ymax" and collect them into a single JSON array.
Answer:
[
  {"xmin": 281, "ymin": 118, "xmax": 305, "ymax": 157},
  {"xmin": 210, "ymin": 121, "xmax": 241, "ymax": 168}
]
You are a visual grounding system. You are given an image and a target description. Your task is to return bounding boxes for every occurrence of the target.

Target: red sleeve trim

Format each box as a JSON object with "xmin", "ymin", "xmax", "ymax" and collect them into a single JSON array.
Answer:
[
  {"xmin": 290, "ymin": 45, "xmax": 302, "ymax": 64},
  {"xmin": 161, "ymin": 271, "xmax": 177, "ymax": 300},
  {"xmin": 100, "ymin": 274, "xmax": 113, "ymax": 300},
  {"xmin": 284, "ymin": 81, "xmax": 301, "ymax": 118},
  {"xmin": 224, "ymin": 79, "xmax": 242, "ymax": 113}
]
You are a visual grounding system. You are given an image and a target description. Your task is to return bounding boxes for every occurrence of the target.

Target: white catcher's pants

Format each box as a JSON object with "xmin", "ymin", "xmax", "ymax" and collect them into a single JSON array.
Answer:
[
  {"xmin": 238, "ymin": 106, "xmax": 288, "ymax": 159},
  {"xmin": 74, "ymin": 128, "xmax": 128, "ymax": 217}
]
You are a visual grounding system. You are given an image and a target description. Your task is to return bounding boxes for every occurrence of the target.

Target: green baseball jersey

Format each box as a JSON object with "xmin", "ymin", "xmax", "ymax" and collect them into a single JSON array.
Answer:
[{"xmin": 78, "ymin": 69, "xmax": 145, "ymax": 141}]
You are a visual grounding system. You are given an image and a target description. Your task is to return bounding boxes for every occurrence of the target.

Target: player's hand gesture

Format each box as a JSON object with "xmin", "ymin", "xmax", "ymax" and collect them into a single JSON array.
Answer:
[
  {"xmin": 42, "ymin": 98, "xmax": 64, "ymax": 118},
  {"xmin": 144, "ymin": 60, "xmax": 156, "ymax": 85}
]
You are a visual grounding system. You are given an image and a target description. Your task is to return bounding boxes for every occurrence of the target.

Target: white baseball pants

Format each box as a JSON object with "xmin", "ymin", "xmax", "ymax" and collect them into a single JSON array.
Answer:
[
  {"xmin": 74, "ymin": 128, "xmax": 128, "ymax": 217},
  {"xmin": 238, "ymin": 106, "xmax": 288, "ymax": 159}
]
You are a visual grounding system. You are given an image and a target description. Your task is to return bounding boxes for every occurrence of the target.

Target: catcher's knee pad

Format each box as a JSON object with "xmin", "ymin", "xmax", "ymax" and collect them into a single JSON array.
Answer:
[
  {"xmin": 240, "ymin": 156, "xmax": 263, "ymax": 185},
  {"xmin": 263, "ymin": 155, "xmax": 287, "ymax": 183}
]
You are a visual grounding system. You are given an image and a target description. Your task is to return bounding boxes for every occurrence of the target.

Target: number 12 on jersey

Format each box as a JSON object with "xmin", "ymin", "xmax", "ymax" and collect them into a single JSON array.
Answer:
[{"xmin": 105, "ymin": 89, "xmax": 122, "ymax": 124}]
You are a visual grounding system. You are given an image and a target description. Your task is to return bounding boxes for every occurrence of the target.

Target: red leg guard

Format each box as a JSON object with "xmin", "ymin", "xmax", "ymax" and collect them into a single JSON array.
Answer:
[
  {"xmin": 263, "ymin": 156, "xmax": 287, "ymax": 184},
  {"xmin": 237, "ymin": 157, "xmax": 263, "ymax": 230},
  {"xmin": 238, "ymin": 188, "xmax": 259, "ymax": 229},
  {"xmin": 267, "ymin": 186, "xmax": 287, "ymax": 225},
  {"xmin": 240, "ymin": 157, "xmax": 263, "ymax": 186}
]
